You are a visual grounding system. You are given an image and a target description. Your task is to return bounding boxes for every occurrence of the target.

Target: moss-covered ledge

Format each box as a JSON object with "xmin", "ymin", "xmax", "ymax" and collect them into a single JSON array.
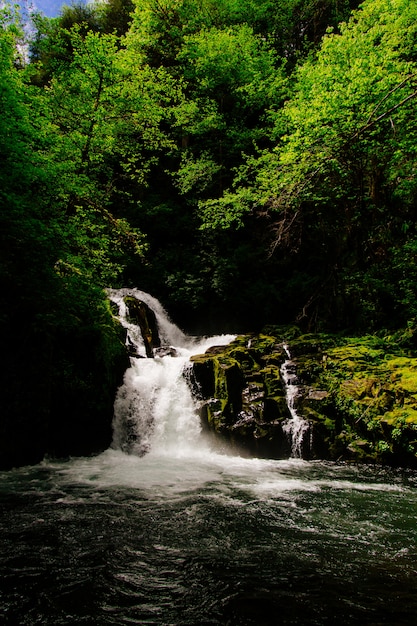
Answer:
[
  {"xmin": 188, "ymin": 328, "xmax": 417, "ymax": 467},
  {"xmin": 317, "ymin": 338, "xmax": 417, "ymax": 467}
]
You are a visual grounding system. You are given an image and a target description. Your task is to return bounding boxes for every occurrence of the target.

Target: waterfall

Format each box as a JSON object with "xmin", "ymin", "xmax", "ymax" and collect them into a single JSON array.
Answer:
[
  {"xmin": 108, "ymin": 289, "xmax": 311, "ymax": 460},
  {"xmin": 280, "ymin": 343, "xmax": 311, "ymax": 458},
  {"xmin": 108, "ymin": 288, "xmax": 235, "ymax": 457},
  {"xmin": 107, "ymin": 287, "xmax": 188, "ymax": 355}
]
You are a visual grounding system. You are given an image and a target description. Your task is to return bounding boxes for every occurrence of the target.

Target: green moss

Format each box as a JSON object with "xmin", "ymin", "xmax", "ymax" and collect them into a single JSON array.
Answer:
[
  {"xmin": 339, "ymin": 377, "xmax": 377, "ymax": 400},
  {"xmin": 227, "ymin": 346, "xmax": 259, "ymax": 370},
  {"xmin": 245, "ymin": 334, "xmax": 280, "ymax": 358},
  {"xmin": 386, "ymin": 356, "xmax": 413, "ymax": 369},
  {"xmin": 260, "ymin": 365, "xmax": 284, "ymax": 396},
  {"xmin": 323, "ymin": 417, "xmax": 336, "ymax": 431},
  {"xmin": 301, "ymin": 405, "xmax": 327, "ymax": 423},
  {"xmin": 190, "ymin": 327, "xmax": 417, "ymax": 466},
  {"xmin": 385, "ymin": 357, "xmax": 417, "ymax": 393},
  {"xmin": 326, "ymin": 345, "xmax": 384, "ymax": 371},
  {"xmin": 381, "ymin": 407, "xmax": 417, "ymax": 426}
]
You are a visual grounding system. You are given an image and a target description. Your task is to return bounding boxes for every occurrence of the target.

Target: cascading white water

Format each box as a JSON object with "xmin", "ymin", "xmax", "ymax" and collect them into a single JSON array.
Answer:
[
  {"xmin": 107, "ymin": 287, "xmax": 188, "ymax": 355},
  {"xmin": 280, "ymin": 343, "xmax": 311, "ymax": 458},
  {"xmin": 108, "ymin": 288, "xmax": 235, "ymax": 457}
]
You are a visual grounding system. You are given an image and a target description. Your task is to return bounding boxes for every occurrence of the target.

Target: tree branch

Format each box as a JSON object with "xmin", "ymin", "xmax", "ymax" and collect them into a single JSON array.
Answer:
[
  {"xmin": 351, "ymin": 77, "xmax": 417, "ymax": 141},
  {"xmin": 365, "ymin": 73, "xmax": 417, "ymax": 126}
]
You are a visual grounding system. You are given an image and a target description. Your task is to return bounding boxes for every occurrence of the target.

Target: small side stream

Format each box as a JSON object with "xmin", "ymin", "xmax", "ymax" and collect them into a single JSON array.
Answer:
[{"xmin": 280, "ymin": 343, "xmax": 311, "ymax": 457}]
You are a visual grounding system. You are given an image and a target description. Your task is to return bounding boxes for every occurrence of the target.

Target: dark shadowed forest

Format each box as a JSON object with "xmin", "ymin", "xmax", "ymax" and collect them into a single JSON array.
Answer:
[{"xmin": 2, "ymin": 0, "xmax": 417, "ymax": 467}]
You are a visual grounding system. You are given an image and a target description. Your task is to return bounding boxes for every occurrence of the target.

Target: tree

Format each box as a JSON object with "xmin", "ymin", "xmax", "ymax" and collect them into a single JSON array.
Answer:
[
  {"xmin": 197, "ymin": 0, "xmax": 417, "ymax": 329},
  {"xmin": 173, "ymin": 24, "xmax": 285, "ymax": 198},
  {"xmin": 126, "ymin": 0, "xmax": 360, "ymax": 68},
  {"xmin": 96, "ymin": 0, "xmax": 135, "ymax": 36},
  {"xmin": 39, "ymin": 23, "xmax": 184, "ymax": 282},
  {"xmin": 0, "ymin": 6, "xmax": 130, "ymax": 468}
]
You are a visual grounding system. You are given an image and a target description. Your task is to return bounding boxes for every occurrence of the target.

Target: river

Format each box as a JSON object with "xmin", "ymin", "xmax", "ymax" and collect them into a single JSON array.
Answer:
[
  {"xmin": 1, "ymin": 290, "xmax": 416, "ymax": 624},
  {"xmin": 1, "ymin": 453, "xmax": 417, "ymax": 624}
]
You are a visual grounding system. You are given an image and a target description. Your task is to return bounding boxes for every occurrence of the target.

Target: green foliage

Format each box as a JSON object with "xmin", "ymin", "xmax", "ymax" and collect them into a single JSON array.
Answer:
[
  {"xmin": 174, "ymin": 23, "xmax": 285, "ymax": 193},
  {"xmin": 195, "ymin": 0, "xmax": 417, "ymax": 329},
  {"xmin": 0, "ymin": 5, "xmax": 134, "ymax": 467},
  {"xmin": 179, "ymin": 24, "xmax": 279, "ymax": 103},
  {"xmin": 206, "ymin": 0, "xmax": 417, "ymax": 218},
  {"xmin": 127, "ymin": 0, "xmax": 360, "ymax": 68},
  {"xmin": 4, "ymin": 0, "xmax": 417, "ymax": 467},
  {"xmin": 96, "ymin": 0, "xmax": 135, "ymax": 36},
  {"xmin": 10, "ymin": 0, "xmax": 417, "ymax": 334}
]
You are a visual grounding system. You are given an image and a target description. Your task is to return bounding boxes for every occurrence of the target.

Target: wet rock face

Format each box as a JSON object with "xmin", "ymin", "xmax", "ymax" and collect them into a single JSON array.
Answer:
[
  {"xmin": 154, "ymin": 346, "xmax": 178, "ymax": 358},
  {"xmin": 189, "ymin": 335, "xmax": 294, "ymax": 458},
  {"xmin": 124, "ymin": 296, "xmax": 160, "ymax": 358}
]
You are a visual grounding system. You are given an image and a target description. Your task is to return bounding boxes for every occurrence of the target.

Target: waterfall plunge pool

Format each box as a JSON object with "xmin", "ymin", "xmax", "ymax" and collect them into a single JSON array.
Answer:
[{"xmin": 1, "ymin": 452, "xmax": 417, "ymax": 625}]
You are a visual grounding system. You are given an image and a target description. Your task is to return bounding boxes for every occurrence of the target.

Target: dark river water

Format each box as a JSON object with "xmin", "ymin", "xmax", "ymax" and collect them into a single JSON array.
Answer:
[{"xmin": 1, "ymin": 450, "xmax": 417, "ymax": 625}]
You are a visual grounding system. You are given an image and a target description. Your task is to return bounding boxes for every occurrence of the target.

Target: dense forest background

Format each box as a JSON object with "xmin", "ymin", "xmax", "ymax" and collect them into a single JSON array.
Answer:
[{"xmin": 2, "ymin": 0, "xmax": 417, "ymax": 466}]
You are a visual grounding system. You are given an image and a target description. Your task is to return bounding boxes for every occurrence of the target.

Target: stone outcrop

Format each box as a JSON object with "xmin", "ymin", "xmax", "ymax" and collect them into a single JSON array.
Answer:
[
  {"xmin": 188, "ymin": 328, "xmax": 417, "ymax": 467},
  {"xmin": 189, "ymin": 334, "xmax": 294, "ymax": 458},
  {"xmin": 124, "ymin": 295, "xmax": 160, "ymax": 357}
]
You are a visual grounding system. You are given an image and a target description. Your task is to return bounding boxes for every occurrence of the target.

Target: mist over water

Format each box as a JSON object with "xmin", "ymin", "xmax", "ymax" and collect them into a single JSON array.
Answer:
[{"xmin": 1, "ymin": 290, "xmax": 417, "ymax": 624}]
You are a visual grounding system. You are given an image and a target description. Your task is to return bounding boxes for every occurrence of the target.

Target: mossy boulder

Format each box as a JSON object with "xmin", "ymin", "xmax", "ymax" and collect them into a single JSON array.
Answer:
[
  {"xmin": 315, "ymin": 337, "xmax": 417, "ymax": 466},
  {"xmin": 189, "ymin": 334, "xmax": 295, "ymax": 458}
]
